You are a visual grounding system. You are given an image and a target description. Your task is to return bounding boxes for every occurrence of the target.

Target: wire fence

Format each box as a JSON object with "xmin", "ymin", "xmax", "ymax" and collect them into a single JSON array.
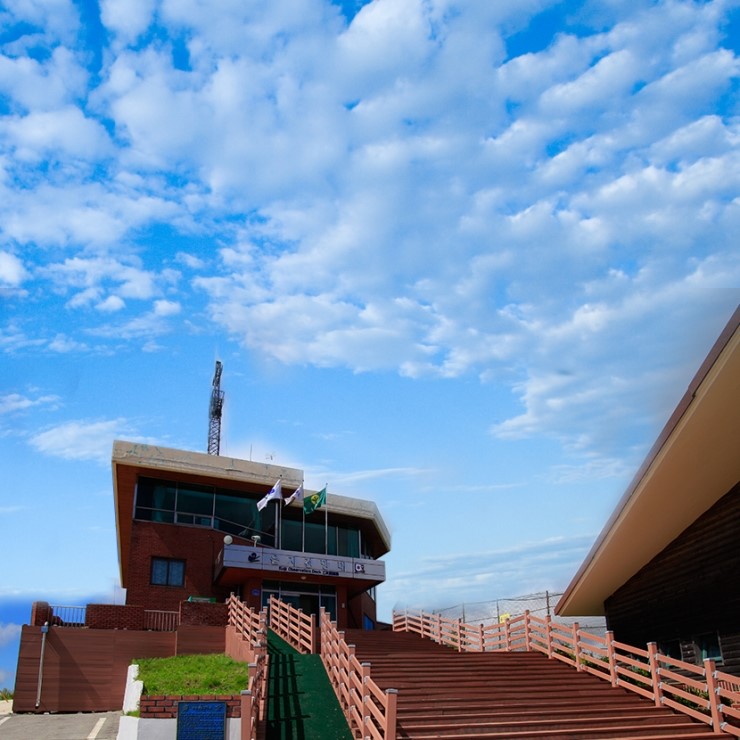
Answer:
[{"xmin": 426, "ymin": 591, "xmax": 607, "ymax": 636}]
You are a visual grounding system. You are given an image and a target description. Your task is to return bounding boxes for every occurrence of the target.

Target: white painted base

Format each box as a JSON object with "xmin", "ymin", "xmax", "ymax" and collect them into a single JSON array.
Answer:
[{"xmin": 117, "ymin": 715, "xmax": 242, "ymax": 739}]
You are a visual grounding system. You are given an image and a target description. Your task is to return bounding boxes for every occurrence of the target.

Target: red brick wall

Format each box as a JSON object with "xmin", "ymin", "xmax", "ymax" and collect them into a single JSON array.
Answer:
[
  {"xmin": 126, "ymin": 521, "xmax": 233, "ymax": 610},
  {"xmin": 31, "ymin": 601, "xmax": 51, "ymax": 626},
  {"xmin": 180, "ymin": 601, "xmax": 228, "ymax": 627},
  {"xmin": 86, "ymin": 604, "xmax": 145, "ymax": 630},
  {"xmin": 139, "ymin": 694, "xmax": 242, "ymax": 719}
]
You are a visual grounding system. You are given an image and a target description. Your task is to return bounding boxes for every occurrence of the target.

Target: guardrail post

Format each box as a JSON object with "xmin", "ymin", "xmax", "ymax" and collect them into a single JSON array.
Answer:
[
  {"xmin": 605, "ymin": 631, "xmax": 617, "ymax": 687},
  {"xmin": 478, "ymin": 623, "xmax": 484, "ymax": 652},
  {"xmin": 310, "ymin": 612, "xmax": 318, "ymax": 654},
  {"xmin": 647, "ymin": 642, "xmax": 662, "ymax": 707},
  {"xmin": 457, "ymin": 618, "xmax": 462, "ymax": 652},
  {"xmin": 703, "ymin": 658, "xmax": 723, "ymax": 734},
  {"xmin": 572, "ymin": 622, "xmax": 581, "ymax": 670},
  {"xmin": 385, "ymin": 688, "xmax": 398, "ymax": 740},
  {"xmin": 524, "ymin": 610, "xmax": 531, "ymax": 652},
  {"xmin": 360, "ymin": 662, "xmax": 371, "ymax": 737},
  {"xmin": 545, "ymin": 615, "xmax": 553, "ymax": 658},
  {"xmin": 505, "ymin": 618, "xmax": 511, "ymax": 651},
  {"xmin": 240, "ymin": 689, "xmax": 252, "ymax": 740}
]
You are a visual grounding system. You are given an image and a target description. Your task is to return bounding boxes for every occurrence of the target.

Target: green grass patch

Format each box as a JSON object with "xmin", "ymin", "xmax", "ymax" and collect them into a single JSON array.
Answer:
[
  {"xmin": 0, "ymin": 688, "xmax": 13, "ymax": 701},
  {"xmin": 135, "ymin": 653, "xmax": 249, "ymax": 696}
]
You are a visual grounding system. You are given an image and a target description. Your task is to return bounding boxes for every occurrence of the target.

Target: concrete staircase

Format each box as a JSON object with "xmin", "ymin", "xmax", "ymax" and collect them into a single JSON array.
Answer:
[{"xmin": 343, "ymin": 629, "xmax": 720, "ymax": 739}]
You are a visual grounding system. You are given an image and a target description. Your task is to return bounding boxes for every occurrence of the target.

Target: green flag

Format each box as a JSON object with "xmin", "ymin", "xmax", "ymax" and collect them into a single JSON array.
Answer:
[{"xmin": 303, "ymin": 486, "xmax": 326, "ymax": 515}]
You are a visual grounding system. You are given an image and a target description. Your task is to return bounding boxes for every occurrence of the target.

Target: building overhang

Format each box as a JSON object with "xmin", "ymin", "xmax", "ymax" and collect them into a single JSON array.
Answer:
[
  {"xmin": 112, "ymin": 441, "xmax": 391, "ymax": 588},
  {"xmin": 557, "ymin": 307, "xmax": 740, "ymax": 617}
]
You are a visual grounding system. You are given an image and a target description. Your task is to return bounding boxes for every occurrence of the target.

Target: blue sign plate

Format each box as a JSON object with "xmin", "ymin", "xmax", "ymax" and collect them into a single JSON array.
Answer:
[{"xmin": 177, "ymin": 701, "xmax": 227, "ymax": 740}]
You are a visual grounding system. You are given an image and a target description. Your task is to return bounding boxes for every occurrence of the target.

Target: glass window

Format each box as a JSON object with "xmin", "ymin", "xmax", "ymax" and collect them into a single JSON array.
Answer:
[
  {"xmin": 305, "ymin": 522, "xmax": 326, "ymax": 554},
  {"xmin": 696, "ymin": 633, "xmax": 723, "ymax": 664},
  {"xmin": 177, "ymin": 484, "xmax": 214, "ymax": 516},
  {"xmin": 137, "ymin": 480, "xmax": 176, "ymax": 510},
  {"xmin": 281, "ymin": 519, "xmax": 302, "ymax": 551},
  {"xmin": 338, "ymin": 526, "xmax": 360, "ymax": 558},
  {"xmin": 151, "ymin": 557, "xmax": 185, "ymax": 587},
  {"xmin": 215, "ymin": 493, "xmax": 255, "ymax": 534}
]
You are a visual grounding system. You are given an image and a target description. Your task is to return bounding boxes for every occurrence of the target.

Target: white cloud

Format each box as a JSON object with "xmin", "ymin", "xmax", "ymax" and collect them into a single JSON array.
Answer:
[
  {"xmin": 153, "ymin": 299, "xmax": 180, "ymax": 316},
  {"xmin": 29, "ymin": 418, "xmax": 150, "ymax": 464},
  {"xmin": 1, "ymin": 106, "xmax": 111, "ymax": 163},
  {"xmin": 97, "ymin": 295, "xmax": 126, "ymax": 312},
  {"xmin": 385, "ymin": 535, "xmax": 596, "ymax": 610},
  {"xmin": 100, "ymin": 0, "xmax": 156, "ymax": 45},
  {"xmin": 0, "ymin": 392, "xmax": 59, "ymax": 414},
  {"xmin": 1, "ymin": 0, "xmax": 738, "ymax": 471},
  {"xmin": 0, "ymin": 252, "xmax": 27, "ymax": 285},
  {"xmin": 0, "ymin": 623, "xmax": 21, "ymax": 648}
]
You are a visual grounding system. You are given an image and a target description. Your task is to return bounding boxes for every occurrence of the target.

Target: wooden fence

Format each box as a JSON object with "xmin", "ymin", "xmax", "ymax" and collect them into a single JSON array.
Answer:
[
  {"xmin": 321, "ymin": 609, "xmax": 398, "ymax": 740},
  {"xmin": 268, "ymin": 595, "xmax": 318, "ymax": 654},
  {"xmin": 394, "ymin": 608, "xmax": 740, "ymax": 737},
  {"xmin": 226, "ymin": 595, "xmax": 269, "ymax": 740}
]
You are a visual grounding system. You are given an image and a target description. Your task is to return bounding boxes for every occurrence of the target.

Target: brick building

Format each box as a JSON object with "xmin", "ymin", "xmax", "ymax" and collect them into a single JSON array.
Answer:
[{"xmin": 113, "ymin": 440, "xmax": 390, "ymax": 629}]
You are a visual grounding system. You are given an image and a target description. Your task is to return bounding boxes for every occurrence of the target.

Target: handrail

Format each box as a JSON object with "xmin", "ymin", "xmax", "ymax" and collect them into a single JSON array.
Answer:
[
  {"xmin": 227, "ymin": 593, "xmax": 267, "ymax": 647},
  {"xmin": 143, "ymin": 610, "xmax": 179, "ymax": 631},
  {"xmin": 48, "ymin": 604, "xmax": 86, "ymax": 627},
  {"xmin": 320, "ymin": 608, "xmax": 397, "ymax": 740},
  {"xmin": 268, "ymin": 595, "xmax": 317, "ymax": 654},
  {"xmin": 393, "ymin": 607, "xmax": 740, "ymax": 736},
  {"xmin": 226, "ymin": 595, "xmax": 268, "ymax": 740}
]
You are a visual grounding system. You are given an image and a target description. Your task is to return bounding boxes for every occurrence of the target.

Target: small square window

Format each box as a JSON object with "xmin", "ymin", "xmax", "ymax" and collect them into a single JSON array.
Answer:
[
  {"xmin": 695, "ymin": 632, "xmax": 723, "ymax": 664},
  {"xmin": 151, "ymin": 557, "xmax": 185, "ymax": 587}
]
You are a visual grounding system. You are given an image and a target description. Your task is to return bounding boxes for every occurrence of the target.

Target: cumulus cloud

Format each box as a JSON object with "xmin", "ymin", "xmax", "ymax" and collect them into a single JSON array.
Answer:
[
  {"xmin": 0, "ymin": 623, "xmax": 21, "ymax": 648},
  {"xmin": 0, "ymin": 252, "xmax": 27, "ymax": 285},
  {"xmin": 1, "ymin": 0, "xmax": 739, "ymax": 471},
  {"xmin": 29, "ymin": 418, "xmax": 151, "ymax": 464},
  {"xmin": 0, "ymin": 392, "xmax": 59, "ymax": 414}
]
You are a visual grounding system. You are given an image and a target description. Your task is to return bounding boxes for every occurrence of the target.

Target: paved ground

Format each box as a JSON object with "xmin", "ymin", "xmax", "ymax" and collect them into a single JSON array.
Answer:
[{"xmin": 0, "ymin": 709, "xmax": 121, "ymax": 739}]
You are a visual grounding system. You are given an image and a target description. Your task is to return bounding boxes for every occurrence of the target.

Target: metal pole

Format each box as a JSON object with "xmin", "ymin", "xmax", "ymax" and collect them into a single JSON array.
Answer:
[
  {"xmin": 324, "ymin": 490, "xmax": 328, "ymax": 555},
  {"xmin": 36, "ymin": 622, "xmax": 49, "ymax": 708},
  {"xmin": 275, "ymin": 500, "xmax": 280, "ymax": 549}
]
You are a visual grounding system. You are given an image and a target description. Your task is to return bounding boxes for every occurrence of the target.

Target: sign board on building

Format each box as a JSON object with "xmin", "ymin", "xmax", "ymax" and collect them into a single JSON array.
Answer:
[{"xmin": 222, "ymin": 545, "xmax": 385, "ymax": 582}]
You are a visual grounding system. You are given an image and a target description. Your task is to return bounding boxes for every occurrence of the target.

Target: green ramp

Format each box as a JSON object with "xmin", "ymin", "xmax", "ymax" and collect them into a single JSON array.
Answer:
[{"xmin": 266, "ymin": 630, "xmax": 352, "ymax": 740}]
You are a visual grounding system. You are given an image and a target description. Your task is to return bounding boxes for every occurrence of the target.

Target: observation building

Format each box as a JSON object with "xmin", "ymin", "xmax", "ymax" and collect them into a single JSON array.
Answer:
[{"xmin": 114, "ymin": 440, "xmax": 390, "ymax": 630}]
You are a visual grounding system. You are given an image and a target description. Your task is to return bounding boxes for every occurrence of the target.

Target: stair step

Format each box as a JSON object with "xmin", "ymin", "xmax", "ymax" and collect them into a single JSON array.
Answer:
[{"xmin": 338, "ymin": 629, "xmax": 720, "ymax": 740}]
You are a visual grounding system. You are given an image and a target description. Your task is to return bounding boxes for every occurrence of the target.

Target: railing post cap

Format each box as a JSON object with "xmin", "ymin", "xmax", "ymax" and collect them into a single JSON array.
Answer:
[
  {"xmin": 241, "ymin": 689, "xmax": 252, "ymax": 696},
  {"xmin": 386, "ymin": 688, "xmax": 399, "ymax": 694}
]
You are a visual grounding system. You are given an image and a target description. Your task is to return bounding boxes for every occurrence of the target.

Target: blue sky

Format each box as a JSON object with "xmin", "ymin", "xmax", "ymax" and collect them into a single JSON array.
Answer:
[{"xmin": 1, "ymin": 0, "xmax": 739, "ymax": 689}]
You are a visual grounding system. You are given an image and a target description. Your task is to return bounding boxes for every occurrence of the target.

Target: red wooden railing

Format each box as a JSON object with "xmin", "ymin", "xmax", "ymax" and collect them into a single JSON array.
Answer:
[
  {"xmin": 321, "ymin": 609, "xmax": 398, "ymax": 740},
  {"xmin": 394, "ymin": 607, "xmax": 740, "ymax": 737},
  {"xmin": 226, "ymin": 595, "xmax": 269, "ymax": 740},
  {"xmin": 268, "ymin": 595, "xmax": 318, "ymax": 654},
  {"xmin": 227, "ymin": 593, "xmax": 266, "ymax": 647}
]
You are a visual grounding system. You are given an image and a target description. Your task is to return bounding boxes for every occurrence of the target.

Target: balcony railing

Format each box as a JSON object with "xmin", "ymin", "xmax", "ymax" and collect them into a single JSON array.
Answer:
[{"xmin": 48, "ymin": 605, "xmax": 86, "ymax": 627}]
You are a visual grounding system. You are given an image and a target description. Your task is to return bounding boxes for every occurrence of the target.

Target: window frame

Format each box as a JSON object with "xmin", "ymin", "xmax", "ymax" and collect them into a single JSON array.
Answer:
[{"xmin": 150, "ymin": 557, "xmax": 186, "ymax": 587}]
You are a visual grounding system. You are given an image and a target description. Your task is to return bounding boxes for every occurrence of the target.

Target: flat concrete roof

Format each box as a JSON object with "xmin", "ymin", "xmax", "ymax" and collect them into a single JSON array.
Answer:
[
  {"xmin": 112, "ymin": 441, "xmax": 392, "ymax": 586},
  {"xmin": 557, "ymin": 306, "xmax": 740, "ymax": 616}
]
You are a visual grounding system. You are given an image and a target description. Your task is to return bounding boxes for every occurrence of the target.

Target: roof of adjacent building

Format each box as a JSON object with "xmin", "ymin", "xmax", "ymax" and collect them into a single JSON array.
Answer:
[
  {"xmin": 112, "ymin": 440, "xmax": 392, "ymax": 586},
  {"xmin": 556, "ymin": 306, "xmax": 740, "ymax": 617}
]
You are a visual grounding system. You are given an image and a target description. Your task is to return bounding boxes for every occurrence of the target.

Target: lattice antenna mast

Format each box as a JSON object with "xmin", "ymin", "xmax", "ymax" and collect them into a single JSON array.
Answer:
[{"xmin": 208, "ymin": 360, "xmax": 225, "ymax": 455}]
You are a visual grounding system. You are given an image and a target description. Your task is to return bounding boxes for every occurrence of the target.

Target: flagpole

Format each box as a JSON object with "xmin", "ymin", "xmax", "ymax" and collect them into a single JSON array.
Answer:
[
  {"xmin": 324, "ymin": 483, "xmax": 328, "ymax": 555},
  {"xmin": 275, "ymin": 506, "xmax": 280, "ymax": 550}
]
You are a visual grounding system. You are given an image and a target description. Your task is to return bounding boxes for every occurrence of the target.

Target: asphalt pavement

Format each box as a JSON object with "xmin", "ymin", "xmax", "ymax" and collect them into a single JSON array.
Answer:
[{"xmin": 0, "ymin": 708, "xmax": 121, "ymax": 739}]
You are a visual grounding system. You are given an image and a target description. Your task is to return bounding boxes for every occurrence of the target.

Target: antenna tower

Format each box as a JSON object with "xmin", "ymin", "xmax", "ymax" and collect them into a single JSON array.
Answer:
[{"xmin": 208, "ymin": 360, "xmax": 224, "ymax": 455}]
